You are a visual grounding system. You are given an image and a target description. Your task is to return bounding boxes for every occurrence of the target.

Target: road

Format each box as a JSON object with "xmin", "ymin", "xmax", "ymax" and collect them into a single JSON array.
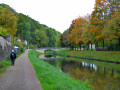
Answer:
[{"xmin": 0, "ymin": 50, "xmax": 42, "ymax": 90}]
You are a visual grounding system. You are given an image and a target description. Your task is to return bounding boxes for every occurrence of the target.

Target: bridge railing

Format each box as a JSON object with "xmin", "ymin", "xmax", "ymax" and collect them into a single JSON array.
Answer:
[{"xmin": 34, "ymin": 47, "xmax": 65, "ymax": 50}]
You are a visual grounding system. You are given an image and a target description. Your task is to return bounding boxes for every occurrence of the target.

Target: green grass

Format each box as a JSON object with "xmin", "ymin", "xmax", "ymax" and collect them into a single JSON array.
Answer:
[
  {"xmin": 45, "ymin": 50, "xmax": 54, "ymax": 53},
  {"xmin": 45, "ymin": 50, "xmax": 56, "ymax": 57},
  {"xmin": 0, "ymin": 61, "xmax": 11, "ymax": 73},
  {"xmin": 28, "ymin": 50, "xmax": 92, "ymax": 90},
  {"xmin": 56, "ymin": 49, "xmax": 120, "ymax": 62},
  {"xmin": 0, "ymin": 49, "xmax": 26, "ymax": 74},
  {"xmin": 45, "ymin": 50, "xmax": 54, "ymax": 55}
]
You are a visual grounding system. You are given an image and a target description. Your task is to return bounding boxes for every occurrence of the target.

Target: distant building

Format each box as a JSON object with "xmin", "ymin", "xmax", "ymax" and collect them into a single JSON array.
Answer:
[
  {"xmin": 17, "ymin": 39, "xmax": 27, "ymax": 45},
  {"xmin": 89, "ymin": 44, "xmax": 95, "ymax": 49},
  {"xmin": 17, "ymin": 39, "xmax": 21, "ymax": 42},
  {"xmin": 24, "ymin": 40, "xmax": 27, "ymax": 45}
]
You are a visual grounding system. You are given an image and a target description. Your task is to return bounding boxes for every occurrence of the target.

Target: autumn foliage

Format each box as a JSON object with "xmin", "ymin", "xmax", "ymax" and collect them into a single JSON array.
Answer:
[{"xmin": 61, "ymin": 0, "xmax": 120, "ymax": 51}]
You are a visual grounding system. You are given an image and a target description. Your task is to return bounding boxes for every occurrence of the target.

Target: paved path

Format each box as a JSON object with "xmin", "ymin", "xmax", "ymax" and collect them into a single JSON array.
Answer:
[{"xmin": 0, "ymin": 50, "xmax": 42, "ymax": 90}]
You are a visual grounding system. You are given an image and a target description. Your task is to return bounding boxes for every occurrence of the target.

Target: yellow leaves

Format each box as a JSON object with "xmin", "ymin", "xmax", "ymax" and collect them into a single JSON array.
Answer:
[
  {"xmin": 68, "ymin": 16, "xmax": 89, "ymax": 45},
  {"xmin": 105, "ymin": 8, "xmax": 120, "ymax": 39},
  {"xmin": 95, "ymin": 36, "xmax": 101, "ymax": 41},
  {"xmin": 0, "ymin": 6, "xmax": 18, "ymax": 36},
  {"xmin": 67, "ymin": 0, "xmax": 120, "ymax": 46},
  {"xmin": 0, "ymin": 27, "xmax": 10, "ymax": 36}
]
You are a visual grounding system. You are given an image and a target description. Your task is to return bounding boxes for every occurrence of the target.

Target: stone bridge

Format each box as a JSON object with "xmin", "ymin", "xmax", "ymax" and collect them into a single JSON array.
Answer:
[{"xmin": 35, "ymin": 47, "xmax": 65, "ymax": 53}]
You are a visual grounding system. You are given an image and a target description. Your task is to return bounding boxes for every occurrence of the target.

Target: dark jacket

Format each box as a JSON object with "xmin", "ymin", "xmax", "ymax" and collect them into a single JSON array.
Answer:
[{"xmin": 10, "ymin": 52, "xmax": 16, "ymax": 60}]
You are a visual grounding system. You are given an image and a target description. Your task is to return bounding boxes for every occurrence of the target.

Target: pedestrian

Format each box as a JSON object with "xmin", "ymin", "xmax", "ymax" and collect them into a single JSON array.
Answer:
[{"xmin": 10, "ymin": 50, "xmax": 16, "ymax": 66}]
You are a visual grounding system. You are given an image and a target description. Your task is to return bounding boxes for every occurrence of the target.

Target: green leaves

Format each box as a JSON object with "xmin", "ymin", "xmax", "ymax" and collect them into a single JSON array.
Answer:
[
  {"xmin": 0, "ymin": 4, "xmax": 18, "ymax": 36},
  {"xmin": 16, "ymin": 12, "xmax": 59, "ymax": 47},
  {"xmin": 34, "ymin": 29, "xmax": 48, "ymax": 47},
  {"xmin": 0, "ymin": 27, "xmax": 10, "ymax": 36}
]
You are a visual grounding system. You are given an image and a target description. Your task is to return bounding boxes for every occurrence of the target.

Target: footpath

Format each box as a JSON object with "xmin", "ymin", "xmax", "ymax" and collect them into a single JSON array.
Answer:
[{"xmin": 0, "ymin": 50, "xmax": 42, "ymax": 90}]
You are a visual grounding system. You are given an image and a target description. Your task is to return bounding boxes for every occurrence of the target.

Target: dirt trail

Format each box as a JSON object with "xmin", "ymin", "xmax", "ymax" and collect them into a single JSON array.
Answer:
[{"xmin": 0, "ymin": 50, "xmax": 42, "ymax": 90}]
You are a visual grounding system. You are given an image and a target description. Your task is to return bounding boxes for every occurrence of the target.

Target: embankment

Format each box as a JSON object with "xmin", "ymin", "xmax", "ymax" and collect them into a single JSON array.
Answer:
[{"xmin": 56, "ymin": 49, "xmax": 120, "ymax": 63}]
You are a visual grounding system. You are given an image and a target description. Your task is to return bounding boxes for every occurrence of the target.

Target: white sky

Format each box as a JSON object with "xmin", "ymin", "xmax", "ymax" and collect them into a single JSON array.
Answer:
[{"xmin": 0, "ymin": 0, "xmax": 95, "ymax": 33}]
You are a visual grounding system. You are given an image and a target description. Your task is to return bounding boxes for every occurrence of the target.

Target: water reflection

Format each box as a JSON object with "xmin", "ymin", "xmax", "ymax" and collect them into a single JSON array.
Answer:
[
  {"xmin": 40, "ymin": 54, "xmax": 120, "ymax": 90},
  {"xmin": 39, "ymin": 54, "xmax": 62, "ymax": 61},
  {"xmin": 82, "ymin": 62, "xmax": 97, "ymax": 71}
]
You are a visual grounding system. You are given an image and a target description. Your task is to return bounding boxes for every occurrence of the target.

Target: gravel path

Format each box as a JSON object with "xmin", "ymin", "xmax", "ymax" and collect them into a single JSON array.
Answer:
[{"xmin": 0, "ymin": 50, "xmax": 42, "ymax": 90}]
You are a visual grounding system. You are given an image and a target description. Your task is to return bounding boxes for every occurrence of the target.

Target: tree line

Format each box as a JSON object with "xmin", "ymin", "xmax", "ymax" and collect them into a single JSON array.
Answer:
[
  {"xmin": 59, "ymin": 0, "xmax": 120, "ymax": 51},
  {"xmin": 0, "ymin": 4, "xmax": 60, "ymax": 49}
]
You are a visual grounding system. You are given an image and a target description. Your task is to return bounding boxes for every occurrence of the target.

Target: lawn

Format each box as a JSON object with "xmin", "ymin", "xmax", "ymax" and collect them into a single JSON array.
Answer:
[
  {"xmin": 28, "ymin": 50, "xmax": 92, "ymax": 90},
  {"xmin": 56, "ymin": 49, "xmax": 120, "ymax": 62}
]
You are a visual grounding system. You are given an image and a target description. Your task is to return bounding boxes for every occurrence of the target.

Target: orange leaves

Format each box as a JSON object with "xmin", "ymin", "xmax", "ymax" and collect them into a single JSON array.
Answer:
[
  {"xmin": 67, "ymin": 17, "xmax": 89, "ymax": 45},
  {"xmin": 95, "ymin": 0, "xmax": 109, "ymax": 9},
  {"xmin": 66, "ymin": 0, "xmax": 120, "ymax": 46},
  {"xmin": 95, "ymin": 36, "xmax": 101, "ymax": 41}
]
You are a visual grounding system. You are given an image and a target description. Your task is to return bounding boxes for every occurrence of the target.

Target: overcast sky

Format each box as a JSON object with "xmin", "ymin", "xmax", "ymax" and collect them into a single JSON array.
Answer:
[{"xmin": 0, "ymin": 0, "xmax": 95, "ymax": 33}]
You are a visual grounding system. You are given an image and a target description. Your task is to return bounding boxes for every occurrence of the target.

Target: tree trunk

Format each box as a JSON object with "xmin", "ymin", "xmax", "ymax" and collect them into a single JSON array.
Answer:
[
  {"xmin": 119, "ymin": 38, "xmax": 120, "ymax": 50},
  {"xmin": 13, "ymin": 35, "xmax": 14, "ymax": 47},
  {"xmin": 70, "ymin": 45, "xmax": 71, "ymax": 50},
  {"xmin": 87, "ymin": 43, "xmax": 89, "ymax": 51},
  {"xmin": 110, "ymin": 40, "xmax": 112, "ymax": 51},
  {"xmin": 75, "ymin": 46, "xmax": 76, "ymax": 51},
  {"xmin": 103, "ymin": 40, "xmax": 104, "ymax": 51},
  {"xmin": 96, "ymin": 42, "xmax": 98, "ymax": 49},
  {"xmin": 83, "ymin": 44, "xmax": 84, "ymax": 51},
  {"xmin": 2, "ymin": 27, "xmax": 3, "ymax": 35},
  {"xmin": 79, "ymin": 44, "xmax": 81, "ymax": 51},
  {"xmin": 72, "ymin": 45, "xmax": 73, "ymax": 50}
]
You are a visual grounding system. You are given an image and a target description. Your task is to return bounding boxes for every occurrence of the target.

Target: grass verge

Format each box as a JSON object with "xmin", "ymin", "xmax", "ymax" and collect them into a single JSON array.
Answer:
[
  {"xmin": 0, "ymin": 61, "xmax": 10, "ymax": 73},
  {"xmin": 28, "ymin": 49, "xmax": 92, "ymax": 90},
  {"xmin": 56, "ymin": 49, "xmax": 120, "ymax": 62},
  {"xmin": 0, "ymin": 49, "xmax": 26, "ymax": 74}
]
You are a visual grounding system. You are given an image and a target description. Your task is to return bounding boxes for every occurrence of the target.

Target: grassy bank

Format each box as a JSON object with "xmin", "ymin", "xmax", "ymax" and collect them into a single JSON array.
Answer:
[
  {"xmin": 0, "ymin": 49, "xmax": 26, "ymax": 74},
  {"xmin": 28, "ymin": 50, "xmax": 92, "ymax": 90},
  {"xmin": 56, "ymin": 49, "xmax": 120, "ymax": 62},
  {"xmin": 0, "ymin": 61, "xmax": 10, "ymax": 73}
]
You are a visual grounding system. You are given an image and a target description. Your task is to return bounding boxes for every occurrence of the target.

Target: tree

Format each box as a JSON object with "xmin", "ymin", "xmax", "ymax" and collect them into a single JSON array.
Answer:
[
  {"xmin": 88, "ymin": 0, "xmax": 110, "ymax": 50},
  {"xmin": 58, "ymin": 34, "xmax": 65, "ymax": 47},
  {"xmin": 107, "ymin": 0, "xmax": 120, "ymax": 18},
  {"xmin": 74, "ymin": 17, "xmax": 87, "ymax": 46},
  {"xmin": 45, "ymin": 28, "xmax": 58, "ymax": 47},
  {"xmin": 105, "ymin": 9, "xmax": 120, "ymax": 49},
  {"xmin": 0, "ymin": 27, "xmax": 9, "ymax": 36},
  {"xmin": 67, "ymin": 29, "xmax": 76, "ymax": 50},
  {"xmin": 35, "ymin": 29, "xmax": 48, "ymax": 47},
  {"xmin": 81, "ymin": 22, "xmax": 92, "ymax": 50},
  {"xmin": 25, "ymin": 22, "xmax": 31, "ymax": 48},
  {"xmin": 67, "ymin": 17, "xmax": 88, "ymax": 50},
  {"xmin": 0, "ymin": 4, "xmax": 60, "ymax": 48},
  {"xmin": 0, "ymin": 4, "xmax": 18, "ymax": 45},
  {"xmin": 67, "ymin": 19, "xmax": 75, "ymax": 50},
  {"xmin": 63, "ymin": 29, "xmax": 69, "ymax": 46}
]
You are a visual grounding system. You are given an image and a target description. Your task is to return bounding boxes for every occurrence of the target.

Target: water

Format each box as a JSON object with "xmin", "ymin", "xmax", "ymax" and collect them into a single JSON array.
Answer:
[{"xmin": 40, "ymin": 54, "xmax": 120, "ymax": 90}]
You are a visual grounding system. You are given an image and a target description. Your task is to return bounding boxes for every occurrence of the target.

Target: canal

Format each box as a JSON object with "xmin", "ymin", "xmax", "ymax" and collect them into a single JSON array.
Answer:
[{"xmin": 39, "ymin": 54, "xmax": 120, "ymax": 90}]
